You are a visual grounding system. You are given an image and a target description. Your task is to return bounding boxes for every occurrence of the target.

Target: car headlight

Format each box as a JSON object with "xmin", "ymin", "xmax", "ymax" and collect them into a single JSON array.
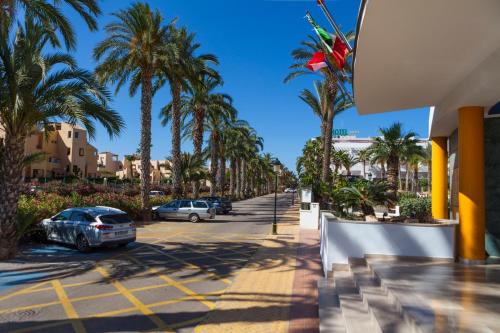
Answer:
[{"xmin": 152, "ymin": 206, "xmax": 160, "ymax": 211}]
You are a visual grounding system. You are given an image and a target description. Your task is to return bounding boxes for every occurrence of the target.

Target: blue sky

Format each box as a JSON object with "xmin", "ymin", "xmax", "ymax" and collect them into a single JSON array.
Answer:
[{"xmin": 62, "ymin": 0, "xmax": 429, "ymax": 170}]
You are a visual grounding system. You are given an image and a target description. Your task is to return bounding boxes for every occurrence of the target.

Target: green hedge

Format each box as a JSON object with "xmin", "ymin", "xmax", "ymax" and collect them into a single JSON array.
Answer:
[{"xmin": 398, "ymin": 196, "xmax": 431, "ymax": 223}]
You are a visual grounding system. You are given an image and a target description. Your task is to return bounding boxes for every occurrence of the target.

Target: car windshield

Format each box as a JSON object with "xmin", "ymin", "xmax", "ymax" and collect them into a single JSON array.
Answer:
[{"xmin": 99, "ymin": 214, "xmax": 133, "ymax": 224}]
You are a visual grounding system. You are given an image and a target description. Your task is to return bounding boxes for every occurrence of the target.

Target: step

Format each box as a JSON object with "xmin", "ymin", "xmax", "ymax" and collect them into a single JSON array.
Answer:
[
  {"xmin": 333, "ymin": 270, "xmax": 380, "ymax": 333},
  {"xmin": 348, "ymin": 258, "xmax": 416, "ymax": 333},
  {"xmin": 365, "ymin": 258, "xmax": 438, "ymax": 333},
  {"xmin": 318, "ymin": 277, "xmax": 346, "ymax": 333}
]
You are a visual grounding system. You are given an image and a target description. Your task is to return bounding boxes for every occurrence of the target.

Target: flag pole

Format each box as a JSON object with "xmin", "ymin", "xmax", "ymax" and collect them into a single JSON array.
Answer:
[{"xmin": 317, "ymin": 0, "xmax": 353, "ymax": 53}]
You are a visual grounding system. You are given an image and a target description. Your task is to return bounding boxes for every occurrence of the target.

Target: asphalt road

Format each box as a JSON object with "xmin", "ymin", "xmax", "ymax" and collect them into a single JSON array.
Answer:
[{"xmin": 0, "ymin": 193, "xmax": 296, "ymax": 333}]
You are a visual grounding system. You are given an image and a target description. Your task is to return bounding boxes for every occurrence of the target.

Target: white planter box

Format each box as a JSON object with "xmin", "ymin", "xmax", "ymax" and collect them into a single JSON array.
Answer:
[
  {"xmin": 320, "ymin": 212, "xmax": 457, "ymax": 276},
  {"xmin": 300, "ymin": 202, "xmax": 320, "ymax": 229}
]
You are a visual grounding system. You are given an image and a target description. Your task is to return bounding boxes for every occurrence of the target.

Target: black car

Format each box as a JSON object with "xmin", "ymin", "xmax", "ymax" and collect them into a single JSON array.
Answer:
[{"xmin": 200, "ymin": 196, "xmax": 232, "ymax": 215}]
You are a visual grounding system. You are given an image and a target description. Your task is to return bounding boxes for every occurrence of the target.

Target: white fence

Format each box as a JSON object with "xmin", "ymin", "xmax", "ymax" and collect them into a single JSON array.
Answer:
[{"xmin": 320, "ymin": 212, "xmax": 457, "ymax": 276}]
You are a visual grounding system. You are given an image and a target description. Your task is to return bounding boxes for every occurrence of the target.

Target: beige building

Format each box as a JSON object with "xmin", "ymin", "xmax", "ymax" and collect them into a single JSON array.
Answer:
[
  {"xmin": 0, "ymin": 122, "xmax": 98, "ymax": 179},
  {"xmin": 97, "ymin": 152, "xmax": 123, "ymax": 176},
  {"xmin": 117, "ymin": 157, "xmax": 171, "ymax": 183}
]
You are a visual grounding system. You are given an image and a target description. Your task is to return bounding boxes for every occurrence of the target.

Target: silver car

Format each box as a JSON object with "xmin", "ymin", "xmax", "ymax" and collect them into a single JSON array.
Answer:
[
  {"xmin": 152, "ymin": 200, "xmax": 215, "ymax": 223},
  {"xmin": 42, "ymin": 206, "xmax": 136, "ymax": 252}
]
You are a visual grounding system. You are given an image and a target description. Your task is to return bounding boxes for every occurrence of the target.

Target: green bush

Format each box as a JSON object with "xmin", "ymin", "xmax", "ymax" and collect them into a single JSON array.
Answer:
[{"xmin": 399, "ymin": 196, "xmax": 431, "ymax": 222}]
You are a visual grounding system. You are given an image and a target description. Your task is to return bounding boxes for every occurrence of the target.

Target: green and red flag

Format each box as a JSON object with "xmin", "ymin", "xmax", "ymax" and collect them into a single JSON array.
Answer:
[{"xmin": 307, "ymin": 51, "xmax": 328, "ymax": 71}]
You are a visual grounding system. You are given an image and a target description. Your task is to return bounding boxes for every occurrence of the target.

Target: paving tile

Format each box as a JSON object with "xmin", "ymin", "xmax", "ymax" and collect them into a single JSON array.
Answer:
[{"xmin": 73, "ymin": 294, "xmax": 133, "ymax": 317}]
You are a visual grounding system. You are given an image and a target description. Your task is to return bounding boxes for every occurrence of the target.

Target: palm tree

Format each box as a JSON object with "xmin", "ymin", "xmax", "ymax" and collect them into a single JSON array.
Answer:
[
  {"xmin": 358, "ymin": 148, "xmax": 372, "ymax": 179},
  {"xmin": 166, "ymin": 153, "xmax": 206, "ymax": 196},
  {"xmin": 406, "ymin": 146, "xmax": 425, "ymax": 193},
  {"xmin": 0, "ymin": 19, "xmax": 123, "ymax": 259},
  {"xmin": 342, "ymin": 154, "xmax": 359, "ymax": 176},
  {"xmin": 369, "ymin": 123, "xmax": 419, "ymax": 198},
  {"xmin": 1, "ymin": 0, "xmax": 100, "ymax": 50},
  {"xmin": 94, "ymin": 2, "xmax": 170, "ymax": 221},
  {"xmin": 342, "ymin": 180, "xmax": 391, "ymax": 221},
  {"xmin": 286, "ymin": 34, "xmax": 353, "ymax": 184},
  {"xmin": 157, "ymin": 26, "xmax": 218, "ymax": 198}
]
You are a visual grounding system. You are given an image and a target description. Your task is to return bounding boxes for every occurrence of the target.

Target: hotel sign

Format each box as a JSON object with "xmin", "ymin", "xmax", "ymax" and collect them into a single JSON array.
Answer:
[{"xmin": 333, "ymin": 129, "xmax": 349, "ymax": 136}]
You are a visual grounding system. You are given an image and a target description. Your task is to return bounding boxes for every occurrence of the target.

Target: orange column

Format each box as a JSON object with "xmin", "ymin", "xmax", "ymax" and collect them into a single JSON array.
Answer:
[
  {"xmin": 458, "ymin": 106, "xmax": 485, "ymax": 262},
  {"xmin": 431, "ymin": 137, "xmax": 449, "ymax": 219}
]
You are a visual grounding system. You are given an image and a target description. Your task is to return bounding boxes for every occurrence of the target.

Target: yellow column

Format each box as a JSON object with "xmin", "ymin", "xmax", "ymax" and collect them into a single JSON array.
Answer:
[
  {"xmin": 458, "ymin": 106, "xmax": 485, "ymax": 262},
  {"xmin": 431, "ymin": 137, "xmax": 449, "ymax": 219}
]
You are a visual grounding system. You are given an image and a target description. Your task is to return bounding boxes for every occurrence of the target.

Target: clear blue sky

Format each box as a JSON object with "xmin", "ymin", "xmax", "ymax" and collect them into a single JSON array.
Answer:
[{"xmin": 62, "ymin": 0, "xmax": 429, "ymax": 170}]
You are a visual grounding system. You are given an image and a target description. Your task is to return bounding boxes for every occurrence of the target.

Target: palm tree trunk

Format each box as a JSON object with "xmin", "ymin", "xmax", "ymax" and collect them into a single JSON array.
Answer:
[
  {"xmin": 235, "ymin": 159, "xmax": 241, "ymax": 198},
  {"xmin": 405, "ymin": 162, "xmax": 410, "ymax": 191},
  {"xmin": 362, "ymin": 160, "xmax": 366, "ymax": 179},
  {"xmin": 427, "ymin": 161, "xmax": 432, "ymax": 192},
  {"xmin": 241, "ymin": 159, "xmax": 247, "ymax": 197},
  {"xmin": 322, "ymin": 107, "xmax": 334, "ymax": 184},
  {"xmin": 229, "ymin": 158, "xmax": 236, "ymax": 197},
  {"xmin": 0, "ymin": 135, "xmax": 26, "ymax": 259},
  {"xmin": 380, "ymin": 162, "xmax": 386, "ymax": 179},
  {"xmin": 219, "ymin": 153, "xmax": 226, "ymax": 197},
  {"xmin": 387, "ymin": 154, "xmax": 399, "ymax": 198},
  {"xmin": 192, "ymin": 104, "xmax": 204, "ymax": 198},
  {"xmin": 413, "ymin": 164, "xmax": 419, "ymax": 193},
  {"xmin": 140, "ymin": 72, "xmax": 152, "ymax": 221},
  {"xmin": 209, "ymin": 133, "xmax": 219, "ymax": 196},
  {"xmin": 171, "ymin": 82, "xmax": 182, "ymax": 199}
]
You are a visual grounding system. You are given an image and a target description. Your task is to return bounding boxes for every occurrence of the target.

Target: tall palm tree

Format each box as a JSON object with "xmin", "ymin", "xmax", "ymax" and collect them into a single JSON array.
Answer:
[
  {"xmin": 358, "ymin": 148, "xmax": 372, "ymax": 179},
  {"xmin": 166, "ymin": 152, "xmax": 206, "ymax": 196},
  {"xmin": 157, "ymin": 26, "xmax": 218, "ymax": 198},
  {"xmin": 94, "ymin": 2, "xmax": 170, "ymax": 221},
  {"xmin": 0, "ymin": 19, "xmax": 123, "ymax": 259},
  {"xmin": 342, "ymin": 154, "xmax": 359, "ymax": 176},
  {"xmin": 286, "ymin": 34, "xmax": 353, "ymax": 185},
  {"xmin": 1, "ymin": 0, "xmax": 100, "ymax": 50},
  {"xmin": 369, "ymin": 122, "xmax": 419, "ymax": 198}
]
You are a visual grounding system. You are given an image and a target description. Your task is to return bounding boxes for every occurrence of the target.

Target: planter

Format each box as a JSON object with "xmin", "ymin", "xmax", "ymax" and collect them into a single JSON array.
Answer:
[{"xmin": 319, "ymin": 212, "xmax": 457, "ymax": 276}]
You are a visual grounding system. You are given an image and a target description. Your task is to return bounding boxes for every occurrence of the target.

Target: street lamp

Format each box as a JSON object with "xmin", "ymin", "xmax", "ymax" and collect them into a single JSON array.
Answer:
[{"xmin": 271, "ymin": 158, "xmax": 282, "ymax": 235}]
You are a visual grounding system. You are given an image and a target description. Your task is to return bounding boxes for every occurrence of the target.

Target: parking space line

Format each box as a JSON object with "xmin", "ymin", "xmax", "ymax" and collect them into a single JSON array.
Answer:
[
  {"xmin": 0, "ymin": 300, "xmax": 60, "ymax": 314},
  {"xmin": 125, "ymin": 255, "xmax": 216, "ymax": 310},
  {"xmin": 93, "ymin": 306, "xmax": 136, "ymax": 318},
  {"xmin": 52, "ymin": 280, "xmax": 87, "ymax": 333},
  {"xmin": 94, "ymin": 266, "xmax": 174, "ymax": 332},
  {"xmin": 144, "ymin": 245, "xmax": 232, "ymax": 284}
]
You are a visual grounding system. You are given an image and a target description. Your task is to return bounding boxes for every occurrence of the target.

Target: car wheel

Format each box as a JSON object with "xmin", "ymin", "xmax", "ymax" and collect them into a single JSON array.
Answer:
[
  {"xmin": 118, "ymin": 242, "xmax": 130, "ymax": 248},
  {"xmin": 189, "ymin": 213, "xmax": 200, "ymax": 223},
  {"xmin": 76, "ymin": 234, "xmax": 91, "ymax": 253}
]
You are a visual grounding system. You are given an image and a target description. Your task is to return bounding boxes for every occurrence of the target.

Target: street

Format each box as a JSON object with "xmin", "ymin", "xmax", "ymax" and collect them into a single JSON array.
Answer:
[{"xmin": 0, "ymin": 194, "xmax": 296, "ymax": 333}]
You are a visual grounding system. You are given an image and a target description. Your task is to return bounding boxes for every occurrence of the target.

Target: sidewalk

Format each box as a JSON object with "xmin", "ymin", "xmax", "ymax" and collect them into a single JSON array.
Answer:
[{"xmin": 195, "ymin": 205, "xmax": 321, "ymax": 333}]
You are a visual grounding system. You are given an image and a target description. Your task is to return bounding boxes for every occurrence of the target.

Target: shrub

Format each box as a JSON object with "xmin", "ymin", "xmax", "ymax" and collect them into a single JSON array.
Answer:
[{"xmin": 399, "ymin": 196, "xmax": 431, "ymax": 222}]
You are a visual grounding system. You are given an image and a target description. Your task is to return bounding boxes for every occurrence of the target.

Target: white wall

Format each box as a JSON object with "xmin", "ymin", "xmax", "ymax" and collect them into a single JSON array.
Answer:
[
  {"xmin": 300, "ymin": 203, "xmax": 320, "ymax": 229},
  {"xmin": 320, "ymin": 213, "xmax": 456, "ymax": 275}
]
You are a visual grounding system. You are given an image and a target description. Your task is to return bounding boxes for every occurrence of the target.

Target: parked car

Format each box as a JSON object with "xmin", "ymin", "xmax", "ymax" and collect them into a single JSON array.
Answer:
[
  {"xmin": 199, "ymin": 196, "xmax": 232, "ymax": 215},
  {"xmin": 284, "ymin": 188, "xmax": 297, "ymax": 193},
  {"xmin": 41, "ymin": 207, "xmax": 136, "ymax": 252},
  {"xmin": 152, "ymin": 200, "xmax": 215, "ymax": 222},
  {"xmin": 149, "ymin": 190, "xmax": 166, "ymax": 197}
]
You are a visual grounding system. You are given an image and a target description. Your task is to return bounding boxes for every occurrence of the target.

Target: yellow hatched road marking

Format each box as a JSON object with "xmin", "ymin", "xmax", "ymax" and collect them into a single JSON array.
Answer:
[
  {"xmin": 126, "ymin": 255, "xmax": 216, "ymax": 310},
  {"xmin": 52, "ymin": 280, "xmax": 87, "ymax": 333},
  {"xmin": 0, "ymin": 281, "xmax": 50, "ymax": 302},
  {"xmin": 0, "ymin": 300, "xmax": 60, "ymax": 314},
  {"xmin": 145, "ymin": 245, "xmax": 232, "ymax": 284},
  {"xmin": 94, "ymin": 266, "xmax": 174, "ymax": 333}
]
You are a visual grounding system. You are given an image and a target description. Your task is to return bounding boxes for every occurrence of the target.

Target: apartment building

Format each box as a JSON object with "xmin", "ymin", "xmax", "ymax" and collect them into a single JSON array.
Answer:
[
  {"xmin": 0, "ymin": 122, "xmax": 98, "ymax": 179},
  {"xmin": 117, "ymin": 157, "xmax": 172, "ymax": 183},
  {"xmin": 97, "ymin": 152, "xmax": 123, "ymax": 176}
]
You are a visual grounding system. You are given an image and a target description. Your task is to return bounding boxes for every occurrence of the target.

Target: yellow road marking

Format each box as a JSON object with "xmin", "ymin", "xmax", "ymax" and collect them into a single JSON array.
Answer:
[
  {"xmin": 0, "ymin": 300, "xmax": 60, "ymax": 314},
  {"xmin": 126, "ymin": 255, "xmax": 216, "ymax": 310},
  {"xmin": 94, "ymin": 306, "xmax": 136, "ymax": 318},
  {"xmin": 94, "ymin": 266, "xmax": 174, "ymax": 332},
  {"xmin": 0, "ymin": 281, "xmax": 50, "ymax": 302},
  {"xmin": 145, "ymin": 245, "xmax": 231, "ymax": 284},
  {"xmin": 52, "ymin": 280, "xmax": 86, "ymax": 333}
]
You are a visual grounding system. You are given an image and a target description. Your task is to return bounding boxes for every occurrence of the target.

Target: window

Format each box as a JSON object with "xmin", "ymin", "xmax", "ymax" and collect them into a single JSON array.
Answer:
[
  {"xmin": 70, "ymin": 212, "xmax": 94, "ymax": 222},
  {"xmin": 67, "ymin": 148, "xmax": 71, "ymax": 156},
  {"xmin": 163, "ymin": 201, "xmax": 178, "ymax": 209},
  {"xmin": 179, "ymin": 201, "xmax": 192, "ymax": 208},
  {"xmin": 53, "ymin": 210, "xmax": 72, "ymax": 221},
  {"xmin": 99, "ymin": 214, "xmax": 133, "ymax": 224},
  {"xmin": 193, "ymin": 201, "xmax": 208, "ymax": 209},
  {"xmin": 74, "ymin": 131, "xmax": 79, "ymax": 139},
  {"xmin": 79, "ymin": 148, "xmax": 84, "ymax": 156},
  {"xmin": 68, "ymin": 131, "xmax": 72, "ymax": 138}
]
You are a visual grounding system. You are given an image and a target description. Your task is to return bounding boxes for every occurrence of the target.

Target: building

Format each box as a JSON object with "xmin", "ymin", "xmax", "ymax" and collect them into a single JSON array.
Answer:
[
  {"xmin": 332, "ymin": 135, "xmax": 429, "ymax": 184},
  {"xmin": 116, "ymin": 157, "xmax": 172, "ymax": 183},
  {"xmin": 354, "ymin": 0, "xmax": 500, "ymax": 261},
  {"xmin": 0, "ymin": 122, "xmax": 98, "ymax": 179},
  {"xmin": 97, "ymin": 152, "xmax": 123, "ymax": 176}
]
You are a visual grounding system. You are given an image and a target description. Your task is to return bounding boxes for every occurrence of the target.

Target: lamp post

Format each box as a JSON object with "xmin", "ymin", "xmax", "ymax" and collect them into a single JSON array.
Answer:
[{"xmin": 271, "ymin": 158, "xmax": 282, "ymax": 235}]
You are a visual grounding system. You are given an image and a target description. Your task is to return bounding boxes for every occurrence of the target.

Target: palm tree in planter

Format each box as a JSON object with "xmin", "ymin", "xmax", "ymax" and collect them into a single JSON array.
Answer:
[
  {"xmin": 94, "ymin": 2, "xmax": 171, "ymax": 221},
  {"xmin": 286, "ymin": 34, "xmax": 353, "ymax": 185},
  {"xmin": 358, "ymin": 148, "xmax": 372, "ymax": 179},
  {"xmin": 0, "ymin": 19, "xmax": 123, "ymax": 259},
  {"xmin": 342, "ymin": 180, "xmax": 391, "ymax": 221},
  {"xmin": 157, "ymin": 26, "xmax": 218, "ymax": 198},
  {"xmin": 369, "ymin": 123, "xmax": 419, "ymax": 199}
]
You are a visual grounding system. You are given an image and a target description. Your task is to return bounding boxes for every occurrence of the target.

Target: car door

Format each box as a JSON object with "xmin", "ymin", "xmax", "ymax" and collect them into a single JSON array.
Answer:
[
  {"xmin": 67, "ymin": 211, "xmax": 90, "ymax": 244},
  {"xmin": 178, "ymin": 200, "xmax": 193, "ymax": 220},
  {"xmin": 158, "ymin": 201, "xmax": 179, "ymax": 220},
  {"xmin": 51, "ymin": 210, "xmax": 72, "ymax": 242}
]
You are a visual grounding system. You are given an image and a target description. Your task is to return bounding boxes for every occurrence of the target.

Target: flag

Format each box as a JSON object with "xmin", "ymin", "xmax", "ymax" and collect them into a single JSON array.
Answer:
[
  {"xmin": 306, "ymin": 12, "xmax": 348, "ymax": 69},
  {"xmin": 316, "ymin": 0, "xmax": 353, "ymax": 53},
  {"xmin": 307, "ymin": 52, "xmax": 328, "ymax": 71}
]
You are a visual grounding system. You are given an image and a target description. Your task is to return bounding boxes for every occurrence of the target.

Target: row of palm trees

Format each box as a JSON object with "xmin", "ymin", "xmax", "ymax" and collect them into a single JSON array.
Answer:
[{"xmin": 0, "ymin": 0, "xmax": 277, "ymax": 259}]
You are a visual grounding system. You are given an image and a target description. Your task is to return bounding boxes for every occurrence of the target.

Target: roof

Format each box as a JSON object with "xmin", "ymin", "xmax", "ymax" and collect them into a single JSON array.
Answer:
[{"xmin": 353, "ymin": 0, "xmax": 500, "ymax": 136}]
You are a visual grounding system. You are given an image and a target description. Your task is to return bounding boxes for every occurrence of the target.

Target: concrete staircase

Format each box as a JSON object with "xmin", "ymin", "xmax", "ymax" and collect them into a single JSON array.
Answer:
[{"xmin": 318, "ymin": 257, "xmax": 436, "ymax": 333}]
